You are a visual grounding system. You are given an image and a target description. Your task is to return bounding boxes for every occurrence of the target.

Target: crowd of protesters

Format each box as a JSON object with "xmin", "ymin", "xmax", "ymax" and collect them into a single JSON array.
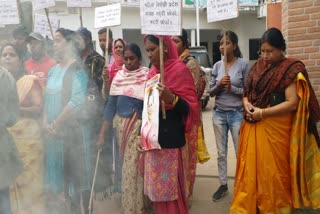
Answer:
[{"xmin": 0, "ymin": 25, "xmax": 319, "ymax": 214}]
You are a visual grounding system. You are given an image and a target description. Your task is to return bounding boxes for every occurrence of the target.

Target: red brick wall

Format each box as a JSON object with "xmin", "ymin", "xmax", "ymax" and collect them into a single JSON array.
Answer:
[{"xmin": 282, "ymin": 0, "xmax": 320, "ymax": 130}]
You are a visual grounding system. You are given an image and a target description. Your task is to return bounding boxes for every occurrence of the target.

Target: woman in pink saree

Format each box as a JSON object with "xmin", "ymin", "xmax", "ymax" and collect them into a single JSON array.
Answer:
[{"xmin": 143, "ymin": 35, "xmax": 199, "ymax": 214}]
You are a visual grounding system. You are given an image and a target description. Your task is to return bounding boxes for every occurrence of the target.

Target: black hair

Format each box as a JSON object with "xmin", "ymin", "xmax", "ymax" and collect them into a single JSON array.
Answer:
[
  {"xmin": 261, "ymin": 28, "xmax": 286, "ymax": 51},
  {"xmin": 219, "ymin": 30, "xmax": 243, "ymax": 58},
  {"xmin": 144, "ymin": 35, "xmax": 159, "ymax": 46},
  {"xmin": 124, "ymin": 43, "xmax": 142, "ymax": 60},
  {"xmin": 0, "ymin": 43, "xmax": 21, "ymax": 60},
  {"xmin": 178, "ymin": 28, "xmax": 189, "ymax": 48},
  {"xmin": 56, "ymin": 28, "xmax": 84, "ymax": 59},
  {"xmin": 12, "ymin": 26, "xmax": 29, "ymax": 38},
  {"xmin": 98, "ymin": 28, "xmax": 113, "ymax": 39}
]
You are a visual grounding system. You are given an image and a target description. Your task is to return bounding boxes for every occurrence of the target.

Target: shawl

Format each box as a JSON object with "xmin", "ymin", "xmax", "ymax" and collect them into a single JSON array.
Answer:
[
  {"xmin": 108, "ymin": 38, "xmax": 126, "ymax": 85},
  {"xmin": 145, "ymin": 35, "xmax": 199, "ymax": 132},
  {"xmin": 244, "ymin": 58, "xmax": 320, "ymax": 144},
  {"xmin": 110, "ymin": 65, "xmax": 149, "ymax": 101}
]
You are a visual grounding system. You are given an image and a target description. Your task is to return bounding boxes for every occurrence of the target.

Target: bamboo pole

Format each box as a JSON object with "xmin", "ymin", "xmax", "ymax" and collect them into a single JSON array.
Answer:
[
  {"xmin": 44, "ymin": 8, "xmax": 54, "ymax": 39},
  {"xmin": 79, "ymin": 8, "xmax": 83, "ymax": 27},
  {"xmin": 88, "ymin": 149, "xmax": 102, "ymax": 214},
  {"xmin": 101, "ymin": 28, "xmax": 110, "ymax": 101}
]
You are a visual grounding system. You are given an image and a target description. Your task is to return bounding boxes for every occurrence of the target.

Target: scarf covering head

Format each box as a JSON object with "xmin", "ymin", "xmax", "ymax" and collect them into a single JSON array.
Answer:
[
  {"xmin": 144, "ymin": 35, "xmax": 199, "ymax": 132},
  {"xmin": 244, "ymin": 57, "xmax": 320, "ymax": 144},
  {"xmin": 110, "ymin": 65, "xmax": 149, "ymax": 101},
  {"xmin": 108, "ymin": 38, "xmax": 127, "ymax": 84}
]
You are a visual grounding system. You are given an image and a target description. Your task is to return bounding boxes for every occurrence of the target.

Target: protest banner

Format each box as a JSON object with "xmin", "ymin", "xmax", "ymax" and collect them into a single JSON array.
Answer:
[
  {"xmin": 0, "ymin": 0, "xmax": 20, "ymax": 25},
  {"xmin": 32, "ymin": 0, "xmax": 55, "ymax": 11},
  {"xmin": 34, "ymin": 13, "xmax": 59, "ymax": 39},
  {"xmin": 94, "ymin": 3, "xmax": 121, "ymax": 100},
  {"xmin": 121, "ymin": 0, "xmax": 139, "ymax": 7},
  {"xmin": 67, "ymin": 0, "xmax": 92, "ymax": 8},
  {"xmin": 94, "ymin": 3, "xmax": 121, "ymax": 29},
  {"xmin": 141, "ymin": 74, "xmax": 161, "ymax": 151},
  {"xmin": 207, "ymin": 0, "xmax": 238, "ymax": 23},
  {"xmin": 140, "ymin": 0, "xmax": 182, "ymax": 119},
  {"xmin": 67, "ymin": 0, "xmax": 92, "ymax": 26},
  {"xmin": 140, "ymin": 0, "xmax": 181, "ymax": 36}
]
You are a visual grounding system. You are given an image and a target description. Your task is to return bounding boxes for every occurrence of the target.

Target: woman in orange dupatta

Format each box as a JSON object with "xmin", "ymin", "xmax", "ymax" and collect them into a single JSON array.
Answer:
[
  {"xmin": 230, "ymin": 28, "xmax": 320, "ymax": 213},
  {"xmin": 143, "ymin": 35, "xmax": 199, "ymax": 214},
  {"xmin": 0, "ymin": 43, "xmax": 44, "ymax": 213}
]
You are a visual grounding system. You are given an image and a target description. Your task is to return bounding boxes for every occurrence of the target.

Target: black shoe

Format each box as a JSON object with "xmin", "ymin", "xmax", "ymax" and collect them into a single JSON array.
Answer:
[{"xmin": 212, "ymin": 184, "xmax": 228, "ymax": 202}]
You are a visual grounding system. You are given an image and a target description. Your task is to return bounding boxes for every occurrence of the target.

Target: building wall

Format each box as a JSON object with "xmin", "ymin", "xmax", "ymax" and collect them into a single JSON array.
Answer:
[{"xmin": 282, "ymin": 0, "xmax": 320, "ymax": 129}]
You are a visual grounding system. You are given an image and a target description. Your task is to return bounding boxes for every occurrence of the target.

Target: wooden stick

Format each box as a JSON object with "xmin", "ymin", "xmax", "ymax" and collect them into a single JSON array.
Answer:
[
  {"xmin": 79, "ymin": 8, "xmax": 83, "ymax": 28},
  {"xmin": 101, "ymin": 28, "xmax": 110, "ymax": 101},
  {"xmin": 88, "ymin": 149, "xmax": 102, "ymax": 214},
  {"xmin": 44, "ymin": 8, "xmax": 54, "ymax": 39},
  {"xmin": 14, "ymin": 182, "xmax": 20, "ymax": 211},
  {"xmin": 105, "ymin": 28, "xmax": 110, "ymax": 66},
  {"xmin": 159, "ymin": 36, "xmax": 166, "ymax": 119},
  {"xmin": 223, "ymin": 30, "xmax": 228, "ymax": 75}
]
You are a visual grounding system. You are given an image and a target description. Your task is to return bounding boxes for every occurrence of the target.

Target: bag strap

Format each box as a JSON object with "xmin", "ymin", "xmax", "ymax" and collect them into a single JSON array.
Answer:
[{"xmin": 61, "ymin": 61, "xmax": 82, "ymax": 108}]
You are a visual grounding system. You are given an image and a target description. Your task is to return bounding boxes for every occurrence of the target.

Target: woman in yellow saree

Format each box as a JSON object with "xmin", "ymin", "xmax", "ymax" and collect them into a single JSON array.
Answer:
[
  {"xmin": 0, "ymin": 43, "xmax": 44, "ymax": 214},
  {"xmin": 230, "ymin": 28, "xmax": 320, "ymax": 213}
]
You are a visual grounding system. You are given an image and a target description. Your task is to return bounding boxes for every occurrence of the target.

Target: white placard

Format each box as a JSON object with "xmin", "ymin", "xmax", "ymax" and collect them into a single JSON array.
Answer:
[
  {"xmin": 121, "ymin": 0, "xmax": 140, "ymax": 7},
  {"xmin": 239, "ymin": 0, "xmax": 259, "ymax": 7},
  {"xmin": 34, "ymin": 13, "xmax": 59, "ymax": 39},
  {"xmin": 32, "ymin": 0, "xmax": 55, "ymax": 11},
  {"xmin": 67, "ymin": 0, "xmax": 92, "ymax": 8},
  {"xmin": 140, "ymin": 0, "xmax": 182, "ymax": 36},
  {"xmin": 0, "ymin": 0, "xmax": 20, "ymax": 25},
  {"xmin": 207, "ymin": 0, "xmax": 239, "ymax": 22},
  {"xmin": 94, "ymin": 3, "xmax": 121, "ymax": 29}
]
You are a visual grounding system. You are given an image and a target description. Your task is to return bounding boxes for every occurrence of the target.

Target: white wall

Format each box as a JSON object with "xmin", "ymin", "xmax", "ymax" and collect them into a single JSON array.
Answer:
[{"xmin": 47, "ymin": 3, "xmax": 266, "ymax": 65}]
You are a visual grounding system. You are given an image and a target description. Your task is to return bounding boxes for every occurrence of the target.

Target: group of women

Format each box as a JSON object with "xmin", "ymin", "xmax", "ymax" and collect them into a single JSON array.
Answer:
[{"xmin": 1, "ymin": 26, "xmax": 320, "ymax": 214}]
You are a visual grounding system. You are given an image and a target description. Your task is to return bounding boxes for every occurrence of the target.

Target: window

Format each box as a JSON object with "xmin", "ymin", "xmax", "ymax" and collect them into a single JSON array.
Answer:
[{"xmin": 249, "ymin": 39, "xmax": 260, "ymax": 60}]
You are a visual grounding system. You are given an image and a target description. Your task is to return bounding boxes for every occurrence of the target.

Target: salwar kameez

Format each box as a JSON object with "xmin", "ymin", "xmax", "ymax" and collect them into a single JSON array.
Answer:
[{"xmin": 114, "ymin": 114, "xmax": 152, "ymax": 214}]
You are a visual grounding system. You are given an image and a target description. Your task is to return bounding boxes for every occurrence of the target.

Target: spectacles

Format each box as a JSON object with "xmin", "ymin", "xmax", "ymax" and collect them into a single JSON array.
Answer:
[{"xmin": 257, "ymin": 50, "xmax": 273, "ymax": 57}]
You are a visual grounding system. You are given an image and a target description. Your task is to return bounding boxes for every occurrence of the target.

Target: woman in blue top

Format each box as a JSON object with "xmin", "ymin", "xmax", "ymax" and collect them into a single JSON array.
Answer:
[
  {"xmin": 43, "ymin": 28, "xmax": 88, "ymax": 214},
  {"xmin": 97, "ymin": 43, "xmax": 151, "ymax": 214},
  {"xmin": 209, "ymin": 31, "xmax": 249, "ymax": 202}
]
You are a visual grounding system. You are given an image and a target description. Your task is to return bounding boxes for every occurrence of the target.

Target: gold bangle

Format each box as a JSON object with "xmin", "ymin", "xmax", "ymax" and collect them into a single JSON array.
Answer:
[{"xmin": 260, "ymin": 109, "xmax": 264, "ymax": 120}]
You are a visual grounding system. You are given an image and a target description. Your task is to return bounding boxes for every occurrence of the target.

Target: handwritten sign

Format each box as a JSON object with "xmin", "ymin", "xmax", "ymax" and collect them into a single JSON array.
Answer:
[
  {"xmin": 32, "ymin": 0, "xmax": 55, "ymax": 11},
  {"xmin": 0, "ymin": 0, "xmax": 20, "ymax": 25},
  {"xmin": 207, "ymin": 0, "xmax": 238, "ymax": 22},
  {"xmin": 94, "ymin": 3, "xmax": 121, "ymax": 29},
  {"xmin": 239, "ymin": 0, "xmax": 259, "ymax": 7},
  {"xmin": 34, "ymin": 13, "xmax": 59, "ymax": 39},
  {"xmin": 140, "ymin": 0, "xmax": 181, "ymax": 36},
  {"xmin": 67, "ymin": 0, "xmax": 92, "ymax": 8},
  {"xmin": 121, "ymin": 0, "xmax": 139, "ymax": 7}
]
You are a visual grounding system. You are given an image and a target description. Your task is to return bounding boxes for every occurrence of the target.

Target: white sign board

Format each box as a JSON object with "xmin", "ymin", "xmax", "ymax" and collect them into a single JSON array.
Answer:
[
  {"xmin": 0, "ymin": 0, "xmax": 20, "ymax": 25},
  {"xmin": 94, "ymin": 3, "xmax": 121, "ymax": 29},
  {"xmin": 239, "ymin": 0, "xmax": 259, "ymax": 7},
  {"xmin": 121, "ymin": 0, "xmax": 139, "ymax": 7},
  {"xmin": 32, "ymin": 0, "xmax": 55, "ymax": 11},
  {"xmin": 140, "ymin": 0, "xmax": 182, "ymax": 36},
  {"xmin": 207, "ymin": 0, "xmax": 239, "ymax": 22},
  {"xmin": 34, "ymin": 13, "xmax": 59, "ymax": 39},
  {"xmin": 67, "ymin": 0, "xmax": 92, "ymax": 8}
]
